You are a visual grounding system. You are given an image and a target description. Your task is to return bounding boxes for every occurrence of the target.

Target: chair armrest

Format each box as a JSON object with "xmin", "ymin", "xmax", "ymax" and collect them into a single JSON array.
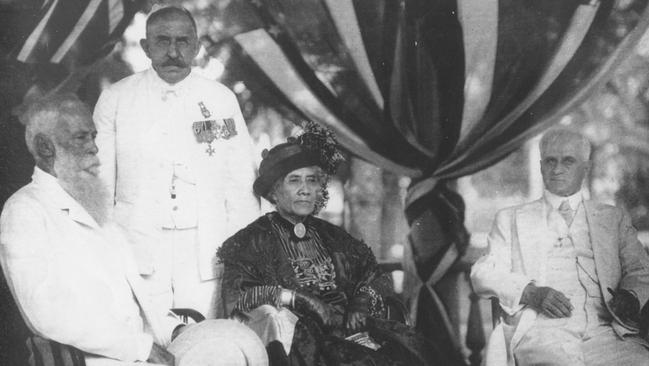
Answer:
[
  {"xmin": 26, "ymin": 335, "xmax": 86, "ymax": 366},
  {"xmin": 171, "ymin": 308, "xmax": 205, "ymax": 324},
  {"xmin": 384, "ymin": 295, "xmax": 412, "ymax": 327},
  {"xmin": 491, "ymin": 297, "xmax": 502, "ymax": 328}
]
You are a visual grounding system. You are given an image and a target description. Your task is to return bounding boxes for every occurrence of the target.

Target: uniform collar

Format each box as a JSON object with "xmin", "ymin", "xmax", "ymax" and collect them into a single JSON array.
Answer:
[
  {"xmin": 31, "ymin": 167, "xmax": 100, "ymax": 229},
  {"xmin": 146, "ymin": 68, "xmax": 193, "ymax": 97},
  {"xmin": 543, "ymin": 188, "xmax": 583, "ymax": 211}
]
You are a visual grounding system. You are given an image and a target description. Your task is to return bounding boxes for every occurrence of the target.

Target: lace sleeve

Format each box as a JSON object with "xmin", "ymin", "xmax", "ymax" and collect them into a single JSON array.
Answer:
[
  {"xmin": 357, "ymin": 285, "xmax": 386, "ymax": 318},
  {"xmin": 234, "ymin": 285, "xmax": 283, "ymax": 313}
]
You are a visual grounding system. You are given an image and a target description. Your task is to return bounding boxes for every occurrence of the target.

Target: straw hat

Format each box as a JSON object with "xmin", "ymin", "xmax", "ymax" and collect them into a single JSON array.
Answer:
[{"xmin": 168, "ymin": 319, "xmax": 268, "ymax": 366}]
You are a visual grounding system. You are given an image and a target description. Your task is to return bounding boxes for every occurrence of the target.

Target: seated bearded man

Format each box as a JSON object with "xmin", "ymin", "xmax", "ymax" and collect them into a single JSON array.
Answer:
[
  {"xmin": 0, "ymin": 94, "xmax": 266, "ymax": 366},
  {"xmin": 218, "ymin": 124, "xmax": 457, "ymax": 366}
]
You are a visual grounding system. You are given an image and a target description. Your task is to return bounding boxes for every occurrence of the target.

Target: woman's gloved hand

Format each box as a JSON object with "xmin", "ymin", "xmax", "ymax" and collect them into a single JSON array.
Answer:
[
  {"xmin": 295, "ymin": 290, "xmax": 341, "ymax": 327},
  {"xmin": 346, "ymin": 294, "xmax": 370, "ymax": 332}
]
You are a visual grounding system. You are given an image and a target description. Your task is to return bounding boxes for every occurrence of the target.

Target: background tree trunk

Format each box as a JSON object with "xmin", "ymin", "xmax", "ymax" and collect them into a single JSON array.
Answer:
[{"xmin": 345, "ymin": 157, "xmax": 384, "ymax": 256}]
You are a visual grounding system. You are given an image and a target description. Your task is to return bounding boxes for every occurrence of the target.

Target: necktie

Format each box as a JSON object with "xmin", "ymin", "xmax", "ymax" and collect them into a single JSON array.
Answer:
[{"xmin": 558, "ymin": 200, "xmax": 574, "ymax": 227}]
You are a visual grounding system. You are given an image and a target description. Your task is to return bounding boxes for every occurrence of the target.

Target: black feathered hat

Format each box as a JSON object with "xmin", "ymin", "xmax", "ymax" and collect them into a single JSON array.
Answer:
[{"xmin": 253, "ymin": 122, "xmax": 345, "ymax": 201}]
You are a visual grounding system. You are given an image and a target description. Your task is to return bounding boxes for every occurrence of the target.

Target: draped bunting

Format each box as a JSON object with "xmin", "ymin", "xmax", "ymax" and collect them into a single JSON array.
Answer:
[
  {"xmin": 220, "ymin": 0, "xmax": 649, "ymax": 361},
  {"xmin": 12, "ymin": 0, "xmax": 139, "ymax": 71},
  {"xmin": 2, "ymin": 0, "xmax": 140, "ymax": 103}
]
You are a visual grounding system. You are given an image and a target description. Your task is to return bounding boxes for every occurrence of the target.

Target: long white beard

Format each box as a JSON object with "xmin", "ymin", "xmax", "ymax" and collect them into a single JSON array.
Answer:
[{"xmin": 54, "ymin": 150, "xmax": 109, "ymax": 226}]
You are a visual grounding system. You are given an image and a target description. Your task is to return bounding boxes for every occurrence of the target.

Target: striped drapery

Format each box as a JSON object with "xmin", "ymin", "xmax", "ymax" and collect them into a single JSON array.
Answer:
[
  {"xmin": 14, "ymin": 0, "xmax": 137, "ymax": 69},
  {"xmin": 221, "ymin": 0, "xmax": 649, "ymax": 360},
  {"xmin": 7, "ymin": 0, "xmax": 140, "ymax": 96}
]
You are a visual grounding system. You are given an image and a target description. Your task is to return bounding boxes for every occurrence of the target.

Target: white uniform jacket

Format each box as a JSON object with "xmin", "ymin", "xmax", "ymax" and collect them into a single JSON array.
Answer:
[
  {"xmin": 94, "ymin": 69, "xmax": 259, "ymax": 280},
  {"xmin": 0, "ymin": 168, "xmax": 181, "ymax": 365},
  {"xmin": 471, "ymin": 198, "xmax": 649, "ymax": 364}
]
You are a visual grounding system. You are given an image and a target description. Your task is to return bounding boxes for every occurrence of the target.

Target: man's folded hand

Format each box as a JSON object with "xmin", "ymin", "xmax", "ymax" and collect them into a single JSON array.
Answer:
[
  {"xmin": 608, "ymin": 287, "xmax": 640, "ymax": 329},
  {"xmin": 520, "ymin": 283, "xmax": 573, "ymax": 318}
]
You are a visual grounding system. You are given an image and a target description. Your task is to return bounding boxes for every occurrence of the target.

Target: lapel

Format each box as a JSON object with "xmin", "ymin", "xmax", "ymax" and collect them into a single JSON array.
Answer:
[
  {"xmin": 515, "ymin": 199, "xmax": 551, "ymax": 281},
  {"xmin": 584, "ymin": 201, "xmax": 618, "ymax": 296},
  {"xmin": 64, "ymin": 200, "xmax": 100, "ymax": 230},
  {"xmin": 31, "ymin": 168, "xmax": 100, "ymax": 230}
]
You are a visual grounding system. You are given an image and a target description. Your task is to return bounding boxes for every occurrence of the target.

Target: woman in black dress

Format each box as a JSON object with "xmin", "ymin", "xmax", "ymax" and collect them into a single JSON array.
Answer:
[{"xmin": 218, "ymin": 124, "xmax": 454, "ymax": 366}]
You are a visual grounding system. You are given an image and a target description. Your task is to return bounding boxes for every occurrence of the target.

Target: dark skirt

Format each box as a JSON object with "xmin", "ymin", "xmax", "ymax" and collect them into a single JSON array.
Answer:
[{"xmin": 266, "ymin": 314, "xmax": 454, "ymax": 366}]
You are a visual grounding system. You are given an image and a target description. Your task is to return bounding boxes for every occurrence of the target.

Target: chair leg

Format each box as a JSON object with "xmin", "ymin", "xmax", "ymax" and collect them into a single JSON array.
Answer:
[{"xmin": 465, "ymin": 272, "xmax": 485, "ymax": 366}]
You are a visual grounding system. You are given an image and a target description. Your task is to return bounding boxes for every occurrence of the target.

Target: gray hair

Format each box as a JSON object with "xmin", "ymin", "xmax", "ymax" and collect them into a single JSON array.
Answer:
[
  {"xmin": 539, "ymin": 128, "xmax": 591, "ymax": 161},
  {"xmin": 22, "ymin": 93, "xmax": 90, "ymax": 159},
  {"xmin": 146, "ymin": 5, "xmax": 197, "ymax": 36}
]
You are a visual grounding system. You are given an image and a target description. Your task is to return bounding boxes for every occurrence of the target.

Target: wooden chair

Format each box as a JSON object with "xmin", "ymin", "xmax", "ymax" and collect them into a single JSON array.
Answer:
[
  {"xmin": 491, "ymin": 297, "xmax": 502, "ymax": 328},
  {"xmin": 26, "ymin": 337, "xmax": 86, "ymax": 366},
  {"xmin": 385, "ymin": 295, "xmax": 413, "ymax": 326},
  {"xmin": 25, "ymin": 308, "xmax": 205, "ymax": 366}
]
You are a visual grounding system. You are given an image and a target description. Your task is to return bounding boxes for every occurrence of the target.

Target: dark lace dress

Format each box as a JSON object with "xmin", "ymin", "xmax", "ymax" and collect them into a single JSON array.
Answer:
[{"xmin": 218, "ymin": 212, "xmax": 453, "ymax": 366}]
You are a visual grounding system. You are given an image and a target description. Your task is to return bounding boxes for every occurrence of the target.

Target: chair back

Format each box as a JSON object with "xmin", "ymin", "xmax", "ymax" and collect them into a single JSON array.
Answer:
[
  {"xmin": 26, "ymin": 336, "xmax": 85, "ymax": 366},
  {"xmin": 384, "ymin": 295, "xmax": 413, "ymax": 326},
  {"xmin": 491, "ymin": 297, "xmax": 502, "ymax": 328},
  {"xmin": 171, "ymin": 308, "xmax": 206, "ymax": 324}
]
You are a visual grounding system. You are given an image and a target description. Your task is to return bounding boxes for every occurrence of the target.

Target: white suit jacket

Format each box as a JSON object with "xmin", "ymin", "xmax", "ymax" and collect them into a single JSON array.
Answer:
[
  {"xmin": 94, "ymin": 69, "xmax": 260, "ymax": 280},
  {"xmin": 471, "ymin": 198, "xmax": 649, "ymax": 363},
  {"xmin": 0, "ymin": 168, "xmax": 181, "ymax": 365}
]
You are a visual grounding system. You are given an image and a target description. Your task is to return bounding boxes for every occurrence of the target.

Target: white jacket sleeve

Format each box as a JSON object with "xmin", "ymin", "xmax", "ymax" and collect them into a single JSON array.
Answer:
[
  {"xmin": 221, "ymin": 89, "xmax": 259, "ymax": 235},
  {"xmin": 470, "ymin": 209, "xmax": 531, "ymax": 315},
  {"xmin": 0, "ymin": 199, "xmax": 152, "ymax": 362},
  {"xmin": 93, "ymin": 86, "xmax": 118, "ymax": 206}
]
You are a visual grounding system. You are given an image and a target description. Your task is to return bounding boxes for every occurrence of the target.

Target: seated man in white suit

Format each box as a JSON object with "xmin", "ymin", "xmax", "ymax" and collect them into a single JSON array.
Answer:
[
  {"xmin": 0, "ymin": 94, "xmax": 266, "ymax": 366},
  {"xmin": 471, "ymin": 129, "xmax": 649, "ymax": 366}
]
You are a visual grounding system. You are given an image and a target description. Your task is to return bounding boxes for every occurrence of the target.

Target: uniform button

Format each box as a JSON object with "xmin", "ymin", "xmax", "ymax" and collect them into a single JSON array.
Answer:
[{"xmin": 173, "ymin": 206, "xmax": 178, "ymax": 211}]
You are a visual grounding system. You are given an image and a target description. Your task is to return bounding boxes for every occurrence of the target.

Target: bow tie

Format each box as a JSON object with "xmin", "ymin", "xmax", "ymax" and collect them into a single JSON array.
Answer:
[{"xmin": 161, "ymin": 89, "xmax": 179, "ymax": 101}]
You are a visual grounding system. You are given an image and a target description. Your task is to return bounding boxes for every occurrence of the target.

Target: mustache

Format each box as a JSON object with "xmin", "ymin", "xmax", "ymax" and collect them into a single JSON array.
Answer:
[{"xmin": 161, "ymin": 58, "xmax": 187, "ymax": 68}]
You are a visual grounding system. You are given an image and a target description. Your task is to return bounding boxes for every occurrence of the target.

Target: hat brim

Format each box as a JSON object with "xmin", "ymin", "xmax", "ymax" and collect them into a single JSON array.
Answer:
[
  {"xmin": 253, "ymin": 152, "xmax": 320, "ymax": 200},
  {"xmin": 168, "ymin": 319, "xmax": 268, "ymax": 366}
]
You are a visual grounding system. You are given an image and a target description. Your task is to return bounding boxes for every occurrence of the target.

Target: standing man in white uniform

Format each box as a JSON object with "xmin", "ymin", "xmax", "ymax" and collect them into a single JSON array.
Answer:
[{"xmin": 94, "ymin": 6, "xmax": 259, "ymax": 319}]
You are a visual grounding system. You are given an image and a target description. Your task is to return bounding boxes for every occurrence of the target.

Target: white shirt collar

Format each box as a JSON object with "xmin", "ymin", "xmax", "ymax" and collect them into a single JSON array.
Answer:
[
  {"xmin": 543, "ymin": 189, "xmax": 583, "ymax": 211},
  {"xmin": 32, "ymin": 166, "xmax": 67, "ymax": 203},
  {"xmin": 147, "ymin": 68, "xmax": 192, "ymax": 96},
  {"xmin": 31, "ymin": 167, "xmax": 99, "ymax": 229}
]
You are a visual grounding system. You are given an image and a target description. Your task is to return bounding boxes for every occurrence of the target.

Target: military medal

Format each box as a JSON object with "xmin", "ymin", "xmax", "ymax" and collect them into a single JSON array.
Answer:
[
  {"xmin": 294, "ymin": 222, "xmax": 306, "ymax": 238},
  {"xmin": 198, "ymin": 101, "xmax": 212, "ymax": 118},
  {"xmin": 222, "ymin": 118, "xmax": 238, "ymax": 139},
  {"xmin": 195, "ymin": 102, "xmax": 216, "ymax": 155},
  {"xmin": 193, "ymin": 102, "xmax": 239, "ymax": 156},
  {"xmin": 205, "ymin": 145, "xmax": 216, "ymax": 156}
]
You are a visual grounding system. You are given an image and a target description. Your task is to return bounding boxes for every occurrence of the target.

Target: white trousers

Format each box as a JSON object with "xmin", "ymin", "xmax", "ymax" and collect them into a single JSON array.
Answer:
[
  {"xmin": 514, "ymin": 324, "xmax": 648, "ymax": 366},
  {"xmin": 140, "ymin": 227, "xmax": 222, "ymax": 319}
]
